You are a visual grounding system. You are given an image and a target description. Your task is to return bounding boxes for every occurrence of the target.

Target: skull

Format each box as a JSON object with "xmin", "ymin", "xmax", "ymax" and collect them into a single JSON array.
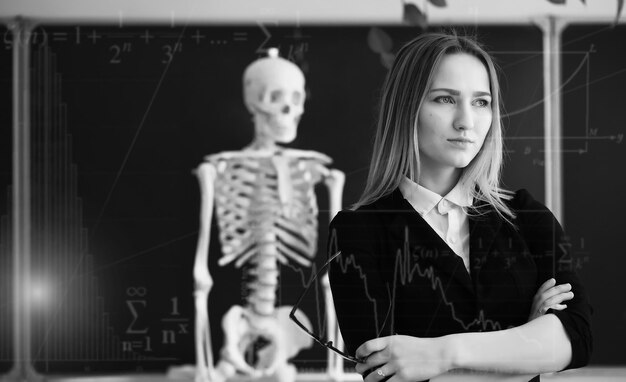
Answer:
[{"xmin": 243, "ymin": 48, "xmax": 305, "ymax": 144}]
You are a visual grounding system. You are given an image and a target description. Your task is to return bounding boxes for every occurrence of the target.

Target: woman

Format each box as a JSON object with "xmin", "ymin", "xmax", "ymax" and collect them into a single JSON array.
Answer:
[{"xmin": 328, "ymin": 32, "xmax": 592, "ymax": 382}]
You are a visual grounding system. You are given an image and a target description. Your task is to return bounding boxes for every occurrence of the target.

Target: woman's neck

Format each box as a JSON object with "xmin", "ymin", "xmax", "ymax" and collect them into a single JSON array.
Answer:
[{"xmin": 418, "ymin": 166, "xmax": 462, "ymax": 196}]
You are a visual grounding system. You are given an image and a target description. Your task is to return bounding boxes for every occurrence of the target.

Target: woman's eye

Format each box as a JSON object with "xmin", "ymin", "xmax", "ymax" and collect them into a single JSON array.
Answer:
[
  {"xmin": 435, "ymin": 96, "xmax": 454, "ymax": 104},
  {"xmin": 474, "ymin": 99, "xmax": 490, "ymax": 107}
]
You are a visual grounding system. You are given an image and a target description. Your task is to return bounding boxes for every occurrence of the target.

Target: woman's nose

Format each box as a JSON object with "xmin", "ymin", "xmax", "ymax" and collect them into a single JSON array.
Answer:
[{"xmin": 453, "ymin": 103, "xmax": 474, "ymax": 130}]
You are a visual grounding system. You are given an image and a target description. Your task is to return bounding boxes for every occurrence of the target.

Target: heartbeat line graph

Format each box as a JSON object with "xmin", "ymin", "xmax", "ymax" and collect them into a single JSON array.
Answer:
[{"xmin": 327, "ymin": 226, "xmax": 510, "ymax": 338}]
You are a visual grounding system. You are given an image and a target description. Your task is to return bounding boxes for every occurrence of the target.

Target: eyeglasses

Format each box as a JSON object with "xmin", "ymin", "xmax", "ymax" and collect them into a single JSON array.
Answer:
[{"xmin": 289, "ymin": 250, "xmax": 365, "ymax": 363}]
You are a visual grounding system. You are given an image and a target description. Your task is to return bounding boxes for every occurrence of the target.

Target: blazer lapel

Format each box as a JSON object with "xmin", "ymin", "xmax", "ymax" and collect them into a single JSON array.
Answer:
[{"xmin": 377, "ymin": 189, "xmax": 476, "ymax": 296}]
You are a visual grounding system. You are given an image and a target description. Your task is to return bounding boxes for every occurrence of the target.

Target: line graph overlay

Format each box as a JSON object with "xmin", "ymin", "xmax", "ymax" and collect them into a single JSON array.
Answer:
[{"xmin": 327, "ymin": 226, "xmax": 507, "ymax": 340}]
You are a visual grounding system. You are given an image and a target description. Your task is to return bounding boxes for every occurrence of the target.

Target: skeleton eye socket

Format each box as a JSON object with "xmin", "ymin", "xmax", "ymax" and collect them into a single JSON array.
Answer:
[
  {"xmin": 270, "ymin": 90, "xmax": 284, "ymax": 103},
  {"xmin": 292, "ymin": 91, "xmax": 302, "ymax": 105}
]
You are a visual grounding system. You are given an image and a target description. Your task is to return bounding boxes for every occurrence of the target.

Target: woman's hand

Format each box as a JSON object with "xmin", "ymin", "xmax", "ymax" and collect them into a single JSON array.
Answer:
[
  {"xmin": 355, "ymin": 335, "xmax": 454, "ymax": 382},
  {"xmin": 528, "ymin": 278, "xmax": 574, "ymax": 322}
]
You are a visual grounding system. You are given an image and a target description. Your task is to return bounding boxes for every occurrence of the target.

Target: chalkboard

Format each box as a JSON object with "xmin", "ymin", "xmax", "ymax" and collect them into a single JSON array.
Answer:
[
  {"xmin": 1, "ymin": 24, "xmax": 553, "ymax": 374},
  {"xmin": 561, "ymin": 24, "xmax": 626, "ymax": 365}
]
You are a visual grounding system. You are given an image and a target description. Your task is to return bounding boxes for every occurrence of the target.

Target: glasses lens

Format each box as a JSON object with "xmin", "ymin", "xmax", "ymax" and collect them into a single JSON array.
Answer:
[{"xmin": 289, "ymin": 251, "xmax": 363, "ymax": 363}]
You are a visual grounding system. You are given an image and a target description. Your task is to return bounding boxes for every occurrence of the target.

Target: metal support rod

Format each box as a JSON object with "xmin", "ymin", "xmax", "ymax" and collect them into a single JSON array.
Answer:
[
  {"xmin": 5, "ymin": 16, "xmax": 41, "ymax": 382},
  {"xmin": 540, "ymin": 16, "xmax": 567, "ymax": 226}
]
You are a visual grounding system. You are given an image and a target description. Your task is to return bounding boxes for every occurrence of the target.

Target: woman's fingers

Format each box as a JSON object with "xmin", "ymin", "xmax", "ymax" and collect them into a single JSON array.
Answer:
[
  {"xmin": 362, "ymin": 364, "xmax": 394, "ymax": 382},
  {"xmin": 550, "ymin": 304, "xmax": 568, "ymax": 311},
  {"xmin": 538, "ymin": 303, "xmax": 568, "ymax": 314},
  {"xmin": 546, "ymin": 283, "xmax": 572, "ymax": 298},
  {"xmin": 355, "ymin": 349, "xmax": 390, "ymax": 374},
  {"xmin": 532, "ymin": 283, "xmax": 572, "ymax": 310},
  {"xmin": 544, "ymin": 291, "xmax": 574, "ymax": 307},
  {"xmin": 356, "ymin": 337, "xmax": 388, "ymax": 361},
  {"xmin": 536, "ymin": 291, "xmax": 573, "ymax": 315},
  {"xmin": 529, "ymin": 281, "xmax": 574, "ymax": 321},
  {"xmin": 357, "ymin": 335, "xmax": 452, "ymax": 381},
  {"xmin": 534, "ymin": 282, "xmax": 571, "ymax": 303},
  {"xmin": 536, "ymin": 278, "xmax": 556, "ymax": 296}
]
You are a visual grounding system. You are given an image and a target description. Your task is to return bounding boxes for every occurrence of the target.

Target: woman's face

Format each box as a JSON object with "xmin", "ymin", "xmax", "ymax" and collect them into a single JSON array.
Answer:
[{"xmin": 417, "ymin": 53, "xmax": 493, "ymax": 176}]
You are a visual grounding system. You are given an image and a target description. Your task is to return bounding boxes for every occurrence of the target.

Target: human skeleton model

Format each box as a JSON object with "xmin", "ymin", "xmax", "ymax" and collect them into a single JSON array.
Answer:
[{"xmin": 193, "ymin": 49, "xmax": 346, "ymax": 382}]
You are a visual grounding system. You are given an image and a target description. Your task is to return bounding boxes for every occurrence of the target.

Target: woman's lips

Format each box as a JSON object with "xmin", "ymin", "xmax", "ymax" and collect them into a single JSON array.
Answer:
[
  {"xmin": 448, "ymin": 137, "xmax": 474, "ymax": 143},
  {"xmin": 447, "ymin": 138, "xmax": 474, "ymax": 147}
]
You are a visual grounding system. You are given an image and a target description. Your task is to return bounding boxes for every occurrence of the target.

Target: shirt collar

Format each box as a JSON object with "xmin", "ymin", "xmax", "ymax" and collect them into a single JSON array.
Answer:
[
  {"xmin": 399, "ymin": 176, "xmax": 473, "ymax": 215},
  {"xmin": 445, "ymin": 179, "xmax": 473, "ymax": 208}
]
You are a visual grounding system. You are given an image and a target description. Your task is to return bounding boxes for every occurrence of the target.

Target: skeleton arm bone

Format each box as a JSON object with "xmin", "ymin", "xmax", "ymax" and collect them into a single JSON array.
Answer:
[
  {"xmin": 192, "ymin": 162, "xmax": 218, "ymax": 381},
  {"xmin": 323, "ymin": 169, "xmax": 345, "ymax": 220},
  {"xmin": 193, "ymin": 162, "xmax": 217, "ymax": 292},
  {"xmin": 321, "ymin": 167, "xmax": 346, "ymax": 380}
]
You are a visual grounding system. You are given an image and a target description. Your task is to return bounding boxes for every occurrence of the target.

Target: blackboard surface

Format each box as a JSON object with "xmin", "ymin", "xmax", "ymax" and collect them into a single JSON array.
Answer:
[
  {"xmin": 9, "ymin": 23, "xmax": 609, "ymax": 375},
  {"xmin": 561, "ymin": 24, "xmax": 626, "ymax": 365}
]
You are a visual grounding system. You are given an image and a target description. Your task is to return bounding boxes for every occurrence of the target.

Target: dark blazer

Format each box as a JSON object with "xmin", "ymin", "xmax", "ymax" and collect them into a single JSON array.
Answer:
[{"xmin": 328, "ymin": 188, "xmax": 593, "ymax": 381}]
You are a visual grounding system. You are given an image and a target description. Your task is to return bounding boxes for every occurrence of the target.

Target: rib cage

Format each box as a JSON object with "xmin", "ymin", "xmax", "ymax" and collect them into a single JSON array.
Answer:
[{"xmin": 207, "ymin": 154, "xmax": 326, "ymax": 316}]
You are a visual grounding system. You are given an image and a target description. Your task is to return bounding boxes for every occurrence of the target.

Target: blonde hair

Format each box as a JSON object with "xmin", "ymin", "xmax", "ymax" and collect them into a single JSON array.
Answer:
[{"xmin": 353, "ymin": 31, "xmax": 515, "ymax": 221}]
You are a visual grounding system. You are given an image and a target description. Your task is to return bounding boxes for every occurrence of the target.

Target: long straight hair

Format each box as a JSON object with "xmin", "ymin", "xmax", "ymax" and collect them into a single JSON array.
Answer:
[{"xmin": 354, "ymin": 31, "xmax": 515, "ymax": 221}]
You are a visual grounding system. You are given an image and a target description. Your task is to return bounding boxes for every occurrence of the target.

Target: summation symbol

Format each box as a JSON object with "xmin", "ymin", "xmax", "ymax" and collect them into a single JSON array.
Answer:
[
  {"xmin": 126, "ymin": 287, "xmax": 148, "ymax": 334},
  {"xmin": 555, "ymin": 235, "xmax": 590, "ymax": 272},
  {"xmin": 255, "ymin": 22, "xmax": 273, "ymax": 54},
  {"xmin": 123, "ymin": 286, "xmax": 152, "ymax": 353},
  {"xmin": 122, "ymin": 289, "xmax": 190, "ymax": 353}
]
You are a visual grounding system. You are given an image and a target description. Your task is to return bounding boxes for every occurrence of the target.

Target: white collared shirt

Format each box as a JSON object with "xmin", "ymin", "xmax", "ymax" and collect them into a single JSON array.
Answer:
[{"xmin": 399, "ymin": 177, "xmax": 473, "ymax": 273}]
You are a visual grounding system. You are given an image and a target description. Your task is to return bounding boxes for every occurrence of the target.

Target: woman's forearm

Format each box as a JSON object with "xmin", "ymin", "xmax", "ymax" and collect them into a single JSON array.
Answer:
[
  {"xmin": 431, "ymin": 371, "xmax": 540, "ymax": 382},
  {"xmin": 449, "ymin": 314, "xmax": 572, "ymax": 374}
]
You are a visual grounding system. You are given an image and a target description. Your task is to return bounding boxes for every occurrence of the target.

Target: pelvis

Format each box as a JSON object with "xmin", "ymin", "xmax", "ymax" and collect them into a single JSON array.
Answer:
[{"xmin": 220, "ymin": 305, "xmax": 313, "ymax": 378}]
